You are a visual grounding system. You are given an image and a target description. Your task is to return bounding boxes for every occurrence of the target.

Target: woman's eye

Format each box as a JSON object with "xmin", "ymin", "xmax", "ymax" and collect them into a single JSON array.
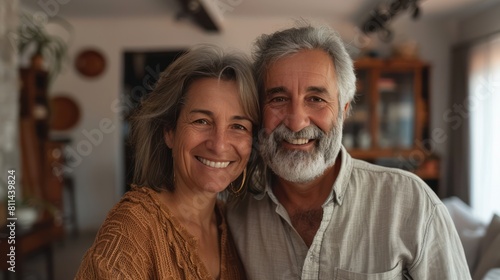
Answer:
[
  {"xmin": 193, "ymin": 119, "xmax": 209, "ymax": 125},
  {"xmin": 232, "ymin": 124, "xmax": 248, "ymax": 131}
]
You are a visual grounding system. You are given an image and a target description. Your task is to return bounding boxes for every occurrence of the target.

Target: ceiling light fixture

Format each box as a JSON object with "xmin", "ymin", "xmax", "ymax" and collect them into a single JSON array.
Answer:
[{"xmin": 175, "ymin": 0, "xmax": 223, "ymax": 32}]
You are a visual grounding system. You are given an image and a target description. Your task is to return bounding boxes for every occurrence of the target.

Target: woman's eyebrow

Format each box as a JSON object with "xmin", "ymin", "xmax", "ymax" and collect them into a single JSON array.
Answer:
[
  {"xmin": 189, "ymin": 109, "xmax": 213, "ymax": 116},
  {"xmin": 190, "ymin": 109, "xmax": 251, "ymax": 122}
]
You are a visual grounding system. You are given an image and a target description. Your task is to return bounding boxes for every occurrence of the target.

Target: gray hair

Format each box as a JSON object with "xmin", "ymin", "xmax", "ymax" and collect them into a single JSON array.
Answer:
[
  {"xmin": 129, "ymin": 45, "xmax": 260, "ymax": 193},
  {"xmin": 253, "ymin": 22, "xmax": 356, "ymax": 114}
]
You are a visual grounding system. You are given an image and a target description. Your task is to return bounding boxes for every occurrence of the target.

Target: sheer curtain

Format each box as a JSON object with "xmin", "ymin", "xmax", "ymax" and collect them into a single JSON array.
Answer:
[{"xmin": 469, "ymin": 34, "xmax": 500, "ymax": 223}]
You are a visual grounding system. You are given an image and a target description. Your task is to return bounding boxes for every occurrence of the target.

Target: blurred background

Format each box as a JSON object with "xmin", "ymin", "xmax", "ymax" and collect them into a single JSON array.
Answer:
[{"xmin": 1, "ymin": 0, "xmax": 499, "ymax": 278}]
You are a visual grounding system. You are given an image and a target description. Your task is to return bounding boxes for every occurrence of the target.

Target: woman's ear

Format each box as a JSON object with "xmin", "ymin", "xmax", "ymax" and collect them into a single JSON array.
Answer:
[{"xmin": 164, "ymin": 128, "xmax": 174, "ymax": 149}]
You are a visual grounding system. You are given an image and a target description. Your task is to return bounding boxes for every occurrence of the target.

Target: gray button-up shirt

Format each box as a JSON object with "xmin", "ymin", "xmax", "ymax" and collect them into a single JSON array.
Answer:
[{"xmin": 227, "ymin": 147, "xmax": 470, "ymax": 279}]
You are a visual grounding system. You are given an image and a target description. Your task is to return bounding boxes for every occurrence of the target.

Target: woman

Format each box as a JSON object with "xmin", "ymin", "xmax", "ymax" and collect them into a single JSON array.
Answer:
[{"xmin": 75, "ymin": 45, "xmax": 259, "ymax": 279}]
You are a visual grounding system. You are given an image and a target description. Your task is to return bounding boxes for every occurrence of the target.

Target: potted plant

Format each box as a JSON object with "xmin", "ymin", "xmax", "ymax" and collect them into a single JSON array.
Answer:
[{"xmin": 17, "ymin": 12, "xmax": 72, "ymax": 83}]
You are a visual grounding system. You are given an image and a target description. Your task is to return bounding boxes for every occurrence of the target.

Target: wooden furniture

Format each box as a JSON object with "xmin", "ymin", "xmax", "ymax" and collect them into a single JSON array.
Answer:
[
  {"xmin": 2, "ymin": 68, "xmax": 66, "ymax": 278},
  {"xmin": 0, "ymin": 219, "xmax": 60, "ymax": 280},
  {"xmin": 345, "ymin": 58, "xmax": 439, "ymax": 192},
  {"xmin": 19, "ymin": 68, "xmax": 66, "ymax": 218},
  {"xmin": 19, "ymin": 69, "xmax": 49, "ymax": 199},
  {"xmin": 43, "ymin": 141, "xmax": 65, "ymax": 218}
]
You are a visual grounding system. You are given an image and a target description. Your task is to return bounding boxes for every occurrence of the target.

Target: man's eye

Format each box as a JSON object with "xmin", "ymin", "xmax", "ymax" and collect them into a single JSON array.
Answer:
[
  {"xmin": 308, "ymin": 96, "xmax": 325, "ymax": 102},
  {"xmin": 269, "ymin": 96, "xmax": 287, "ymax": 103}
]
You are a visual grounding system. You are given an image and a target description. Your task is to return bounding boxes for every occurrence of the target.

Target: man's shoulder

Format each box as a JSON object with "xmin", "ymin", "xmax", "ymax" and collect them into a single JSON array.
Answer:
[
  {"xmin": 350, "ymin": 158, "xmax": 426, "ymax": 184},
  {"xmin": 226, "ymin": 190, "xmax": 276, "ymax": 224},
  {"xmin": 227, "ymin": 191, "xmax": 266, "ymax": 210},
  {"xmin": 348, "ymin": 158, "xmax": 441, "ymax": 204}
]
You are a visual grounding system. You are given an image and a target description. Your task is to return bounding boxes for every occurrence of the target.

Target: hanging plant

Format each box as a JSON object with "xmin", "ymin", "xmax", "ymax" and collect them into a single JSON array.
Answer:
[{"xmin": 17, "ymin": 12, "xmax": 73, "ymax": 84}]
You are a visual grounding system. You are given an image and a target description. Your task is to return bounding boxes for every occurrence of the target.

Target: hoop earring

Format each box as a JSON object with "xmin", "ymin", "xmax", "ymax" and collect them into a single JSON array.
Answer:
[{"xmin": 230, "ymin": 168, "xmax": 246, "ymax": 196}]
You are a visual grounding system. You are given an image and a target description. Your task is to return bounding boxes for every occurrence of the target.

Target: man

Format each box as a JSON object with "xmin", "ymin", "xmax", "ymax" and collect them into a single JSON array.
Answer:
[{"xmin": 227, "ymin": 23, "xmax": 470, "ymax": 279}]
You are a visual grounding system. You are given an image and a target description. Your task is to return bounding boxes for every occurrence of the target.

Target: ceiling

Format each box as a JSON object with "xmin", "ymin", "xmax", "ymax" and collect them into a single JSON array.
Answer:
[{"xmin": 20, "ymin": 0, "xmax": 500, "ymax": 23}]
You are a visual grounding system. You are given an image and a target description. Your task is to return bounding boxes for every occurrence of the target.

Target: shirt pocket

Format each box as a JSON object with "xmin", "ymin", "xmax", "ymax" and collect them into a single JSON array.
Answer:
[{"xmin": 334, "ymin": 261, "xmax": 403, "ymax": 280}]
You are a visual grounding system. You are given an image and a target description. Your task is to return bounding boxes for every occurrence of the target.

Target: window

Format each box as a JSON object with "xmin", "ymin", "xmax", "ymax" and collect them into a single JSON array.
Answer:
[{"xmin": 469, "ymin": 34, "xmax": 500, "ymax": 223}]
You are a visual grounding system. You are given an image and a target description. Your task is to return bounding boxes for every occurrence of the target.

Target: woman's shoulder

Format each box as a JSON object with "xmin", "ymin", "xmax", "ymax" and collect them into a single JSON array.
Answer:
[
  {"xmin": 76, "ymin": 187, "xmax": 166, "ymax": 279},
  {"xmin": 100, "ymin": 186, "xmax": 166, "ymax": 232}
]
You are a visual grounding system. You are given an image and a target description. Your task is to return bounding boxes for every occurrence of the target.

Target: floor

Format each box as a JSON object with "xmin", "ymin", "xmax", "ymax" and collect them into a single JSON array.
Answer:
[{"xmin": 1, "ymin": 231, "xmax": 97, "ymax": 280}]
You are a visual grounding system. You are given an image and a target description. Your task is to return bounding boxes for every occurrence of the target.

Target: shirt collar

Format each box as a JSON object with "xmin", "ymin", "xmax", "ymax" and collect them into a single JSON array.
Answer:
[
  {"xmin": 328, "ymin": 145, "xmax": 353, "ymax": 206},
  {"xmin": 254, "ymin": 145, "xmax": 354, "ymax": 207}
]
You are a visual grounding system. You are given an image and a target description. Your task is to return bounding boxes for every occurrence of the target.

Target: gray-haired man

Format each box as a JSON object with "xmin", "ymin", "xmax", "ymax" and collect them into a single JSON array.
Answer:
[{"xmin": 227, "ymin": 23, "xmax": 470, "ymax": 279}]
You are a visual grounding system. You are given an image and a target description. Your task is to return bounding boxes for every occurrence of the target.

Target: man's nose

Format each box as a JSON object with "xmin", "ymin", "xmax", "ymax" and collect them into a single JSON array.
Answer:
[{"xmin": 283, "ymin": 101, "xmax": 310, "ymax": 132}]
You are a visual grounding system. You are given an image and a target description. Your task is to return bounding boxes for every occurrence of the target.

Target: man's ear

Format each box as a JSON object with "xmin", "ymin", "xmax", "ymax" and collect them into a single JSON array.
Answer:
[
  {"xmin": 343, "ymin": 103, "xmax": 350, "ymax": 119},
  {"xmin": 164, "ymin": 128, "xmax": 174, "ymax": 149}
]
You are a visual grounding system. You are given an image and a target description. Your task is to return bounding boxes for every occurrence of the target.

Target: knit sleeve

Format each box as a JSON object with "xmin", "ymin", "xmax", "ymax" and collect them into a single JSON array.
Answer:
[{"xmin": 75, "ymin": 201, "xmax": 155, "ymax": 279}]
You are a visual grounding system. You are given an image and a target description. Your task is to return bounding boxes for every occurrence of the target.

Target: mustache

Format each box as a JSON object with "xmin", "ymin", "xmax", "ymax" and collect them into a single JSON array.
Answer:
[{"xmin": 269, "ymin": 124, "xmax": 326, "ymax": 142}]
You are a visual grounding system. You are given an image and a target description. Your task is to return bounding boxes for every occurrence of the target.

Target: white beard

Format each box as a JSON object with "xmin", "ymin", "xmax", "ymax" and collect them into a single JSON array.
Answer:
[{"xmin": 259, "ymin": 120, "xmax": 343, "ymax": 184}]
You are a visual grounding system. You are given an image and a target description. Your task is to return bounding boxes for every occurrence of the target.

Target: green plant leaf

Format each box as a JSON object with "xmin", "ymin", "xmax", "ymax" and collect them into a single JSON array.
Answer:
[{"xmin": 17, "ymin": 11, "xmax": 72, "ymax": 85}]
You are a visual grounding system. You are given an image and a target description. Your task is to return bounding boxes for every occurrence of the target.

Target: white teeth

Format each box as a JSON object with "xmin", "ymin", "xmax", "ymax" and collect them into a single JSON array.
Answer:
[
  {"xmin": 286, "ymin": 138, "xmax": 310, "ymax": 145},
  {"xmin": 197, "ymin": 157, "xmax": 230, "ymax": 168}
]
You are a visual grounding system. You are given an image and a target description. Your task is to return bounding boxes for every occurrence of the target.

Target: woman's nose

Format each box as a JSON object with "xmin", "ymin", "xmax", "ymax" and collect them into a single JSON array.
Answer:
[{"xmin": 206, "ymin": 127, "xmax": 229, "ymax": 153}]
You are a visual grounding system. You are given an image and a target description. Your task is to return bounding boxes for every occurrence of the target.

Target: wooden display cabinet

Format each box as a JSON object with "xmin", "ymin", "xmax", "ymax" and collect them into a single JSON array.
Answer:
[
  {"xmin": 344, "ymin": 58, "xmax": 439, "ymax": 190},
  {"xmin": 18, "ymin": 67, "xmax": 66, "ymax": 227},
  {"xmin": 3, "ymin": 68, "xmax": 66, "ymax": 279}
]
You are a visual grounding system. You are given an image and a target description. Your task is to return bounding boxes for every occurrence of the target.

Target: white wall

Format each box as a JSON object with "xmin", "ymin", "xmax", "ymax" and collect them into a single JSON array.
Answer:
[{"xmin": 48, "ymin": 15, "xmax": 452, "ymax": 231}]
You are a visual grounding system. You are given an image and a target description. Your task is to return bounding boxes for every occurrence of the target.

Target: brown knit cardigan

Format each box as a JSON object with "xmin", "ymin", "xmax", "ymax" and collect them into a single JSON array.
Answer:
[{"xmin": 75, "ymin": 186, "xmax": 246, "ymax": 280}]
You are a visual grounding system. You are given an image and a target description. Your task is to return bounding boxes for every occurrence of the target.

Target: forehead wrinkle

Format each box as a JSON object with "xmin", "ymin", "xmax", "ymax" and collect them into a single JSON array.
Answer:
[{"xmin": 265, "ymin": 51, "xmax": 337, "ymax": 96}]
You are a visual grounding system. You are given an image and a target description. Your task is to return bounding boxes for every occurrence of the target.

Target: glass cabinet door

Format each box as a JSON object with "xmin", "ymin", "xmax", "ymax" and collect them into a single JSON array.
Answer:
[
  {"xmin": 377, "ymin": 71, "xmax": 415, "ymax": 149},
  {"xmin": 347, "ymin": 59, "xmax": 437, "ymax": 191},
  {"xmin": 343, "ymin": 69, "xmax": 371, "ymax": 149}
]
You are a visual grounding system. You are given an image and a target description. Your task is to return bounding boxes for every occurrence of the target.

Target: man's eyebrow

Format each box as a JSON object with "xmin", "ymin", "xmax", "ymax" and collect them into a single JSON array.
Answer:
[
  {"xmin": 306, "ymin": 86, "xmax": 328, "ymax": 93},
  {"xmin": 265, "ymin": 86, "xmax": 287, "ymax": 96}
]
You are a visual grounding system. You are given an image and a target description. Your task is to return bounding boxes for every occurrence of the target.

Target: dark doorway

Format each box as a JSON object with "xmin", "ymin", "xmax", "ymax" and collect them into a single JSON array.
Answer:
[{"xmin": 121, "ymin": 50, "xmax": 185, "ymax": 193}]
